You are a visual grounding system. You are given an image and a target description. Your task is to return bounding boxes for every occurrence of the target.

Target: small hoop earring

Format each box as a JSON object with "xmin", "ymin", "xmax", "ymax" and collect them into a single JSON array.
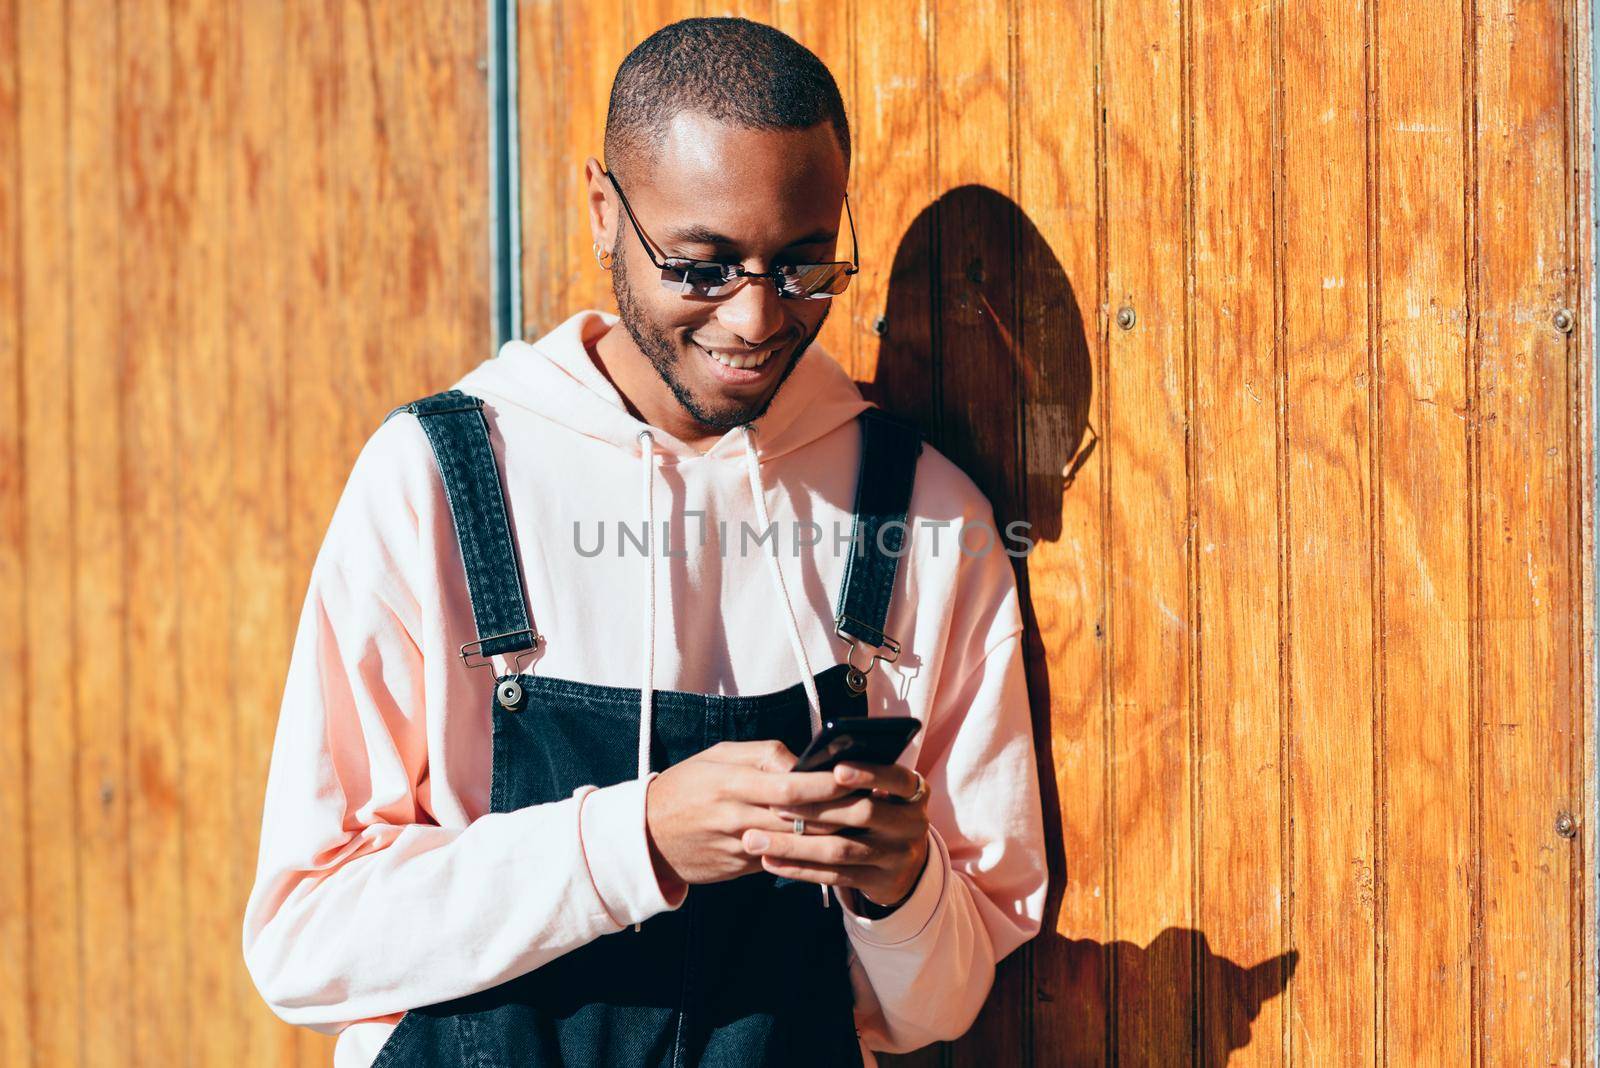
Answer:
[{"xmin": 593, "ymin": 241, "xmax": 614, "ymax": 271}]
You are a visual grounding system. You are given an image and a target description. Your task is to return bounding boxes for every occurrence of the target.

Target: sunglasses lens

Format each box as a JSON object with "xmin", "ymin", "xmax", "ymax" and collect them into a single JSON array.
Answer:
[
  {"xmin": 660, "ymin": 263, "xmax": 737, "ymax": 297},
  {"xmin": 780, "ymin": 263, "xmax": 851, "ymax": 299}
]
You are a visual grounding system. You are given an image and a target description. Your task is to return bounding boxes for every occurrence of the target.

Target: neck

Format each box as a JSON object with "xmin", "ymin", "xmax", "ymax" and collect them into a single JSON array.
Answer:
[{"xmin": 590, "ymin": 321, "xmax": 724, "ymax": 452}]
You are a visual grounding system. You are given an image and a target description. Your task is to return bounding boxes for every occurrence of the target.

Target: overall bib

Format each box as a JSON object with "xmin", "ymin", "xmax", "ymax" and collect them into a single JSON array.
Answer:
[{"xmin": 368, "ymin": 390, "xmax": 922, "ymax": 1068}]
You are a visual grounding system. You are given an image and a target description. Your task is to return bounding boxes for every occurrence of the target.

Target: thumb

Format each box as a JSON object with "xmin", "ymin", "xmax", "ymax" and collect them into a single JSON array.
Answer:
[{"xmin": 709, "ymin": 739, "xmax": 798, "ymax": 772}]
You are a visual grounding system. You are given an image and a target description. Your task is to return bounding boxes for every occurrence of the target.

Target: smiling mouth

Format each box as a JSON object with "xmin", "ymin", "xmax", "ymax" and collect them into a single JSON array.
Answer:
[
  {"xmin": 697, "ymin": 344, "xmax": 779, "ymax": 371},
  {"xmin": 704, "ymin": 350, "xmax": 777, "ymax": 370}
]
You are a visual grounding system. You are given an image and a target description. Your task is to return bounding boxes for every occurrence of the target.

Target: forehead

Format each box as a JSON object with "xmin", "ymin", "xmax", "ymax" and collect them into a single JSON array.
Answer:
[{"xmin": 632, "ymin": 111, "xmax": 847, "ymax": 247}]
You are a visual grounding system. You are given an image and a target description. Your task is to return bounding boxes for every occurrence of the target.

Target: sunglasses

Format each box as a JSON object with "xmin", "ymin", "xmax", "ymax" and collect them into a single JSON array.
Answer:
[{"xmin": 603, "ymin": 168, "xmax": 860, "ymax": 301}]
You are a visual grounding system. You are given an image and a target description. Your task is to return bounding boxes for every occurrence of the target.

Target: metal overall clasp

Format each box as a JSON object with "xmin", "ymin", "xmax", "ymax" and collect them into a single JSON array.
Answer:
[
  {"xmin": 835, "ymin": 616, "xmax": 901, "ymax": 695},
  {"xmin": 460, "ymin": 628, "xmax": 543, "ymax": 711}
]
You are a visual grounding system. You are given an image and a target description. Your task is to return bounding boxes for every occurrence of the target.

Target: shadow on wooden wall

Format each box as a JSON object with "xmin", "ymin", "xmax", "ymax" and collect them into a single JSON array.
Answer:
[{"xmin": 864, "ymin": 183, "xmax": 1297, "ymax": 1063}]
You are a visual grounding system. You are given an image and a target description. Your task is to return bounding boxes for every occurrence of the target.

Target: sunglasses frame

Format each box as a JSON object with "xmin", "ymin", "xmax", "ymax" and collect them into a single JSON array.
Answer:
[{"xmin": 602, "ymin": 168, "xmax": 860, "ymax": 300}]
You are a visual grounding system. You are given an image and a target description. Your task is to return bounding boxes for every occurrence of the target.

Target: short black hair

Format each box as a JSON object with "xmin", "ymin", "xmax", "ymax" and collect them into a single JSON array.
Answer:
[{"xmin": 604, "ymin": 17, "xmax": 851, "ymax": 181}]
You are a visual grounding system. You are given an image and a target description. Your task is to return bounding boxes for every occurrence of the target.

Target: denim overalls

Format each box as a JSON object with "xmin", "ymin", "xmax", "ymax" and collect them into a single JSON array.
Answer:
[{"xmin": 367, "ymin": 389, "xmax": 922, "ymax": 1068}]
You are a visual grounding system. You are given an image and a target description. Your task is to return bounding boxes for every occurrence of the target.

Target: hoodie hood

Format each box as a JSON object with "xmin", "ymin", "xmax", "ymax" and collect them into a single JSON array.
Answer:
[
  {"xmin": 456, "ymin": 310, "xmax": 871, "ymax": 911},
  {"xmin": 456, "ymin": 308, "xmax": 872, "ymax": 466}
]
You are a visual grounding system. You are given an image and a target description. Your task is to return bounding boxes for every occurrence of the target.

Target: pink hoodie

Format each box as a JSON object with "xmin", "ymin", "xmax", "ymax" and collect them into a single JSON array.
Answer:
[{"xmin": 240, "ymin": 308, "xmax": 1048, "ymax": 1066}]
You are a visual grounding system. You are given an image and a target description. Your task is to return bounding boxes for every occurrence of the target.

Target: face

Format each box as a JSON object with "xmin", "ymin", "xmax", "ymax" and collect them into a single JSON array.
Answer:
[{"xmin": 587, "ymin": 111, "xmax": 848, "ymax": 435}]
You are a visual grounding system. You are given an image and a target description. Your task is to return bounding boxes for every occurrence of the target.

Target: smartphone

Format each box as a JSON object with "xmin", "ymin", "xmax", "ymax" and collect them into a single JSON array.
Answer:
[{"xmin": 792, "ymin": 716, "xmax": 922, "ymax": 774}]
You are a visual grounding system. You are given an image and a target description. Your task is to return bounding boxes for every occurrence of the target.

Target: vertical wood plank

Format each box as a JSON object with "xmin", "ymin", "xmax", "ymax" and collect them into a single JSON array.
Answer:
[
  {"xmin": 519, "ymin": 0, "xmax": 569, "ymax": 339},
  {"xmin": 774, "ymin": 0, "xmax": 859, "ymax": 380},
  {"xmin": 1472, "ymin": 0, "xmax": 1582, "ymax": 1060},
  {"xmin": 230, "ymin": 1, "xmax": 300, "ymax": 1065},
  {"xmin": 68, "ymin": 0, "xmax": 136, "ymax": 1062},
  {"xmin": 1101, "ymin": 0, "xmax": 1194, "ymax": 1058},
  {"xmin": 1188, "ymin": 0, "xmax": 1288, "ymax": 1061},
  {"xmin": 1374, "ymin": 0, "xmax": 1474, "ymax": 1060},
  {"xmin": 120, "ymin": 0, "xmax": 191, "ymax": 1059},
  {"xmin": 0, "ymin": 0, "xmax": 35, "ymax": 1062},
  {"xmin": 1280, "ymin": 0, "xmax": 1380, "ymax": 1059},
  {"xmin": 853, "ymin": 0, "xmax": 935, "ymax": 427},
  {"xmin": 281, "ymin": 2, "xmax": 345, "ymax": 1059},
  {"xmin": 853, "ymin": 4, "xmax": 938, "ymax": 1062},
  {"xmin": 1576, "ymin": 3, "xmax": 1598, "ymax": 1059},
  {"xmin": 338, "ymin": 0, "xmax": 394, "ymax": 429},
  {"xmin": 1015, "ymin": 0, "xmax": 1112, "ymax": 1063},
  {"xmin": 561, "ymin": 0, "xmax": 631, "ymax": 317},
  {"xmin": 172, "ymin": 0, "xmax": 240, "ymax": 1062},
  {"xmin": 925, "ymin": 6, "xmax": 1026, "ymax": 1067},
  {"xmin": 448, "ymin": 0, "xmax": 492, "ymax": 372},
  {"xmin": 19, "ymin": 1, "xmax": 84, "ymax": 1064}
]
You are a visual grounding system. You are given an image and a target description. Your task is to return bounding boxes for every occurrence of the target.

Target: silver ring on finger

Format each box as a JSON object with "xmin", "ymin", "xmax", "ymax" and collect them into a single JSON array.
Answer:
[
  {"xmin": 792, "ymin": 816, "xmax": 806, "ymax": 836},
  {"xmin": 902, "ymin": 770, "xmax": 928, "ymax": 805}
]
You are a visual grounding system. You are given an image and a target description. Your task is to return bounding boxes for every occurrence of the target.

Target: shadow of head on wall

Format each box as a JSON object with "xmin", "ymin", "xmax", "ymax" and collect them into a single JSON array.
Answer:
[
  {"xmin": 1045, "ymin": 928, "xmax": 1299, "ymax": 1064},
  {"xmin": 862, "ymin": 182, "xmax": 1094, "ymax": 548}
]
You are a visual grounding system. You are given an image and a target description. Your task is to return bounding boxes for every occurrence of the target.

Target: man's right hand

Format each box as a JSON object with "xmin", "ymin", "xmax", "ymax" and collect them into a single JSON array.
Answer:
[{"xmin": 644, "ymin": 740, "xmax": 856, "ymax": 891}]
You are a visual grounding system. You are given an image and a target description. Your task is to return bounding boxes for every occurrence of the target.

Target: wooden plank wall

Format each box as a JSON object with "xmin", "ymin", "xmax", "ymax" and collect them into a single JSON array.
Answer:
[
  {"xmin": 516, "ymin": 0, "xmax": 1597, "ymax": 1064},
  {"xmin": 0, "ymin": 0, "xmax": 1593, "ymax": 1065},
  {"xmin": 0, "ymin": 2, "xmax": 489, "ymax": 1065}
]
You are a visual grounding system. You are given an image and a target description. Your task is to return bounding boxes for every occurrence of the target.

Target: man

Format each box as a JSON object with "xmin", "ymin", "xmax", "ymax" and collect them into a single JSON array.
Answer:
[{"xmin": 243, "ymin": 16, "xmax": 1047, "ymax": 1068}]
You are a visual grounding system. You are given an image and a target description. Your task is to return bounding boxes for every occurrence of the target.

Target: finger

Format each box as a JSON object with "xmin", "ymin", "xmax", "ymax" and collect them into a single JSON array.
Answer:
[
  {"xmin": 736, "ymin": 803, "xmax": 851, "ymax": 837},
  {"xmin": 733, "ymin": 766, "xmax": 855, "ymax": 808},
  {"xmin": 756, "ymin": 856, "xmax": 870, "ymax": 888},
  {"xmin": 767, "ymin": 793, "xmax": 881, "ymax": 829},
  {"xmin": 834, "ymin": 761, "xmax": 922, "ymax": 800},
  {"xmin": 707, "ymin": 739, "xmax": 798, "ymax": 772},
  {"xmin": 741, "ymin": 826, "xmax": 888, "ymax": 868}
]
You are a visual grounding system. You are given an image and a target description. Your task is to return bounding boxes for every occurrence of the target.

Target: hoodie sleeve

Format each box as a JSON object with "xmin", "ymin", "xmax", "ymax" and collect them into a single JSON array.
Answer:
[
  {"xmin": 836, "ymin": 512, "xmax": 1049, "ymax": 1053},
  {"xmin": 240, "ymin": 417, "xmax": 687, "ymax": 1031}
]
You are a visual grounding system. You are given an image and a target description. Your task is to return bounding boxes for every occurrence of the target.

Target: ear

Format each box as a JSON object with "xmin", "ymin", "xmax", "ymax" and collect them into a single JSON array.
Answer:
[{"xmin": 583, "ymin": 157, "xmax": 615, "ymax": 252}]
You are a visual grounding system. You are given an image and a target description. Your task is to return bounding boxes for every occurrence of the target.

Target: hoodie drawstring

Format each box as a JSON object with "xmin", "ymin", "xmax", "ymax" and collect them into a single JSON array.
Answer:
[
  {"xmin": 741, "ymin": 425, "xmax": 824, "ymax": 739},
  {"xmin": 741, "ymin": 423, "xmax": 831, "ymax": 909},
  {"xmin": 636, "ymin": 428, "xmax": 658, "ymax": 782},
  {"xmin": 631, "ymin": 423, "xmax": 832, "ymax": 919},
  {"xmin": 635, "ymin": 429, "xmax": 657, "ymax": 933}
]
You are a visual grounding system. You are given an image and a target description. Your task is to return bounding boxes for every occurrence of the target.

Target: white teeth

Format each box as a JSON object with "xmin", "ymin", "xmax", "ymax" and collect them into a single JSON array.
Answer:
[{"xmin": 702, "ymin": 345, "xmax": 774, "ymax": 371}]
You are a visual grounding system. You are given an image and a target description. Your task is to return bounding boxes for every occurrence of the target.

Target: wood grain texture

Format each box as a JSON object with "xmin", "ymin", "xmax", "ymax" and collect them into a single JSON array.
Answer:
[
  {"xmin": 1374, "ymin": 0, "xmax": 1474, "ymax": 1062},
  {"xmin": 8, "ymin": 2, "xmax": 491, "ymax": 1066},
  {"xmin": 6, "ymin": 0, "xmax": 1594, "ymax": 1065},
  {"xmin": 1189, "ymin": 0, "xmax": 1288, "ymax": 1061},
  {"xmin": 1472, "ymin": 0, "xmax": 1582, "ymax": 1060},
  {"xmin": 0, "ymin": 0, "xmax": 29, "ymax": 1063},
  {"xmin": 1102, "ymin": 0, "xmax": 1199, "ymax": 1060},
  {"xmin": 1015, "ymin": 0, "xmax": 1112, "ymax": 1063},
  {"xmin": 1280, "ymin": 0, "xmax": 1379, "ymax": 1060}
]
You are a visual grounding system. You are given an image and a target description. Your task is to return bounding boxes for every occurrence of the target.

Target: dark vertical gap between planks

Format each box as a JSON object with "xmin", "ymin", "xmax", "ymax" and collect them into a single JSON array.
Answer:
[
  {"xmin": 1566, "ymin": 0, "xmax": 1592, "ymax": 1060},
  {"xmin": 62, "ymin": 2, "xmax": 86, "ymax": 1061},
  {"xmin": 1269, "ymin": 0, "xmax": 1294, "ymax": 1060},
  {"xmin": 1459, "ymin": 0, "xmax": 1483, "ymax": 1057},
  {"xmin": 1584, "ymin": 0, "xmax": 1599, "ymax": 1058},
  {"xmin": 1178, "ymin": 0, "xmax": 1202, "ymax": 1058},
  {"xmin": 1093, "ymin": 0, "xmax": 1116, "ymax": 1056},
  {"xmin": 1361, "ymin": 0, "xmax": 1390, "ymax": 1061},
  {"xmin": 1003, "ymin": 0, "xmax": 1033, "ymax": 1059}
]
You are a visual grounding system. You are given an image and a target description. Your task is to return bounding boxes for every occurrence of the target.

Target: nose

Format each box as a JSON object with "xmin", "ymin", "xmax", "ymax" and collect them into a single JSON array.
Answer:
[{"xmin": 713, "ymin": 274, "xmax": 788, "ymax": 348}]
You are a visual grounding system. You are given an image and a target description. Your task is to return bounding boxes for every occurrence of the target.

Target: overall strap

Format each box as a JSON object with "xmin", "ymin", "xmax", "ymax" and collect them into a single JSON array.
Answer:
[
  {"xmin": 834, "ymin": 407, "xmax": 923, "ymax": 658},
  {"xmin": 383, "ymin": 389, "xmax": 540, "ymax": 666}
]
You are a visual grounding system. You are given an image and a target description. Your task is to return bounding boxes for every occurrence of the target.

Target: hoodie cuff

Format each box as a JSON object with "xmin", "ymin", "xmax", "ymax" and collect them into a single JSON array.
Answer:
[
  {"xmin": 576, "ymin": 774, "xmax": 688, "ymax": 928},
  {"xmin": 839, "ymin": 824, "xmax": 949, "ymax": 947}
]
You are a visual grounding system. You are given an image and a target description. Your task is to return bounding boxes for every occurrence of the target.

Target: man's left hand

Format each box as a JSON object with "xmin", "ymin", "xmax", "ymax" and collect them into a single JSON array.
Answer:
[{"xmin": 743, "ymin": 761, "xmax": 930, "ymax": 910}]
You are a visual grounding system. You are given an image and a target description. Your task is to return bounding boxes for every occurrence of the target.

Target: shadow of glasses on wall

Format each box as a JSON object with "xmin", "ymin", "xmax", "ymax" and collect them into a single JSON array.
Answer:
[{"xmin": 862, "ymin": 184, "xmax": 1296, "ymax": 1065}]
